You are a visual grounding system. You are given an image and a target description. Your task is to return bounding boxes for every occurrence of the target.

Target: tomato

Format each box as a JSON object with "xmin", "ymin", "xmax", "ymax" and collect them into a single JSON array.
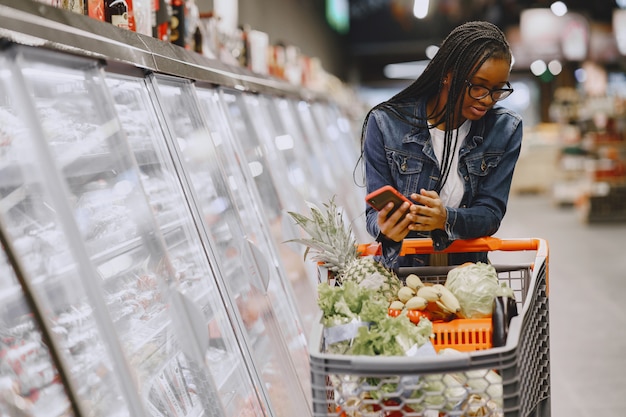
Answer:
[
  {"xmin": 387, "ymin": 308, "xmax": 432, "ymax": 323},
  {"xmin": 406, "ymin": 309, "xmax": 432, "ymax": 323}
]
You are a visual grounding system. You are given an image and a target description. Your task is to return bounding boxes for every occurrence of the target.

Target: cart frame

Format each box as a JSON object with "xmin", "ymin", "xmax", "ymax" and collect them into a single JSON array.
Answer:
[{"xmin": 310, "ymin": 237, "xmax": 550, "ymax": 417}]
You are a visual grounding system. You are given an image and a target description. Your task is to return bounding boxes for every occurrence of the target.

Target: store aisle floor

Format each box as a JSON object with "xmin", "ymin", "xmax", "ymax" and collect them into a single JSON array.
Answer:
[{"xmin": 492, "ymin": 193, "xmax": 626, "ymax": 417}]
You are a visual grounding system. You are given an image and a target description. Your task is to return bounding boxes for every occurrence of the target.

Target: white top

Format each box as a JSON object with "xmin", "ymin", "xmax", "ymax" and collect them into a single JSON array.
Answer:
[{"xmin": 430, "ymin": 120, "xmax": 472, "ymax": 208}]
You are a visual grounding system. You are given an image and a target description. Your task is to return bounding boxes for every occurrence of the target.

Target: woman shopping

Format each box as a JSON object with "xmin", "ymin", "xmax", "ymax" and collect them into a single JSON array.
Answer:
[{"xmin": 362, "ymin": 21, "xmax": 522, "ymax": 268}]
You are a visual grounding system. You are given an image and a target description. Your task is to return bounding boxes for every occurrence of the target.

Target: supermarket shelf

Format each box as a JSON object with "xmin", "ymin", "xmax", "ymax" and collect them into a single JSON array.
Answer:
[{"xmin": 0, "ymin": 0, "xmax": 307, "ymax": 98}]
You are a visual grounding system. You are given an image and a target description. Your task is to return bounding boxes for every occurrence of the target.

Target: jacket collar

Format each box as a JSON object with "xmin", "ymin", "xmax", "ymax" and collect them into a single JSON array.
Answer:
[{"xmin": 402, "ymin": 98, "xmax": 487, "ymax": 151}]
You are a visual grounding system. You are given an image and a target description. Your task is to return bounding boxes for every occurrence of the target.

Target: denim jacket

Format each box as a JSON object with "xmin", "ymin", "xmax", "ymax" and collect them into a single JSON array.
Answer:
[{"xmin": 363, "ymin": 98, "xmax": 523, "ymax": 268}]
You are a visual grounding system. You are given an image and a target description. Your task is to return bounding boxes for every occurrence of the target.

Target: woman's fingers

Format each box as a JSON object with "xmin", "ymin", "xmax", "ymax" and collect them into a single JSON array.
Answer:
[
  {"xmin": 409, "ymin": 190, "xmax": 446, "ymax": 230},
  {"xmin": 410, "ymin": 189, "xmax": 440, "ymax": 207},
  {"xmin": 378, "ymin": 202, "xmax": 412, "ymax": 241}
]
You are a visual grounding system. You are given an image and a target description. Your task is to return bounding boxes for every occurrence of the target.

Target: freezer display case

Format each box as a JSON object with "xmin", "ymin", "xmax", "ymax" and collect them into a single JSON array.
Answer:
[
  {"xmin": 310, "ymin": 102, "xmax": 362, "ymax": 176},
  {"xmin": 0, "ymin": 45, "xmax": 139, "ymax": 417},
  {"xmin": 146, "ymin": 74, "xmax": 312, "ymax": 417},
  {"xmin": 262, "ymin": 95, "xmax": 368, "ymax": 242},
  {"xmin": 192, "ymin": 86, "xmax": 315, "ymax": 337},
  {"xmin": 0, "ymin": 44, "xmax": 232, "ymax": 417},
  {"xmin": 309, "ymin": 101, "xmax": 368, "ymax": 239},
  {"xmin": 193, "ymin": 86, "xmax": 319, "ymax": 343},
  {"xmin": 217, "ymin": 89, "xmax": 322, "ymax": 331},
  {"xmin": 218, "ymin": 90, "xmax": 309, "ymax": 219},
  {"xmin": 291, "ymin": 99, "xmax": 369, "ymax": 242},
  {"xmin": 0, "ymin": 234, "xmax": 74, "ymax": 416},
  {"xmin": 260, "ymin": 95, "xmax": 330, "ymax": 206},
  {"xmin": 103, "ymin": 70, "xmax": 268, "ymax": 417}
]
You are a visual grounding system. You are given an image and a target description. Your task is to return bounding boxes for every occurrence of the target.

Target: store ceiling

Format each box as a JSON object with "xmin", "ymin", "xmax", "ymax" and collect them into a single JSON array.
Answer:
[{"xmin": 347, "ymin": 0, "xmax": 618, "ymax": 85}]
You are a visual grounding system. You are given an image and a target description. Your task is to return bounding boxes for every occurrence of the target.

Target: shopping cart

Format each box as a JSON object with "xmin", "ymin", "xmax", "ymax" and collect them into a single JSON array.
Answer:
[{"xmin": 311, "ymin": 237, "xmax": 550, "ymax": 417}]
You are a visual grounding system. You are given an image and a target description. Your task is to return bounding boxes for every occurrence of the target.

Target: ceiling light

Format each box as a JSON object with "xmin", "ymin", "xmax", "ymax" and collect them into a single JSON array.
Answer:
[
  {"xmin": 425, "ymin": 45, "xmax": 439, "ymax": 59},
  {"xmin": 550, "ymin": 1, "xmax": 568, "ymax": 17},
  {"xmin": 548, "ymin": 60, "xmax": 562, "ymax": 75},
  {"xmin": 384, "ymin": 60, "xmax": 429, "ymax": 79},
  {"xmin": 574, "ymin": 68, "xmax": 587, "ymax": 83},
  {"xmin": 530, "ymin": 60, "xmax": 547, "ymax": 76},
  {"xmin": 413, "ymin": 0, "xmax": 429, "ymax": 19}
]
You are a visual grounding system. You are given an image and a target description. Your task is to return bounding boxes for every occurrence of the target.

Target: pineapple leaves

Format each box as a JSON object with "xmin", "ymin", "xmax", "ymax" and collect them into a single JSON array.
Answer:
[
  {"xmin": 285, "ymin": 197, "xmax": 358, "ymax": 273},
  {"xmin": 287, "ymin": 197, "xmax": 402, "ymax": 299}
]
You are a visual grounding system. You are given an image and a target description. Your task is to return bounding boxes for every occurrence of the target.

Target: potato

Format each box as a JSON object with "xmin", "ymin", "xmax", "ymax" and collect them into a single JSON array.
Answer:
[
  {"xmin": 405, "ymin": 274, "xmax": 424, "ymax": 290},
  {"xmin": 405, "ymin": 296, "xmax": 428, "ymax": 311},
  {"xmin": 389, "ymin": 300, "xmax": 405, "ymax": 311},
  {"xmin": 397, "ymin": 286, "xmax": 415, "ymax": 303}
]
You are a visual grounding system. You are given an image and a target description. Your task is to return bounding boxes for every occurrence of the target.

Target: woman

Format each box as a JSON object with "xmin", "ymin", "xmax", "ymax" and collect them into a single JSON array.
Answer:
[{"xmin": 362, "ymin": 21, "xmax": 522, "ymax": 268}]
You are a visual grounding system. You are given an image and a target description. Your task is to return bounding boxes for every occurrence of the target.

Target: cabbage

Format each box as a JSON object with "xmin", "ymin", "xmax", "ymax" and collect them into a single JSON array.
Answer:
[{"xmin": 444, "ymin": 262, "xmax": 500, "ymax": 319}]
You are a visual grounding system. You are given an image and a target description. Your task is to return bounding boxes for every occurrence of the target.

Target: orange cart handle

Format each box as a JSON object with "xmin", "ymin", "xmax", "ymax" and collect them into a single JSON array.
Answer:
[{"xmin": 357, "ymin": 236, "xmax": 545, "ymax": 256}]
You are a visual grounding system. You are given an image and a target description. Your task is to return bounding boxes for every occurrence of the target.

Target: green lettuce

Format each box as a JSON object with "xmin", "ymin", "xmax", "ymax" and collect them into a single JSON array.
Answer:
[
  {"xmin": 348, "ymin": 315, "xmax": 432, "ymax": 356},
  {"xmin": 317, "ymin": 281, "xmax": 389, "ymax": 327}
]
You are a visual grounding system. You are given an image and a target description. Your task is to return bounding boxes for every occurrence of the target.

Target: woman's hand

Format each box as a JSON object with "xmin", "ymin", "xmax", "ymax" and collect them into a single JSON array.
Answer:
[
  {"xmin": 377, "ymin": 201, "xmax": 414, "ymax": 242},
  {"xmin": 408, "ymin": 189, "xmax": 447, "ymax": 231}
]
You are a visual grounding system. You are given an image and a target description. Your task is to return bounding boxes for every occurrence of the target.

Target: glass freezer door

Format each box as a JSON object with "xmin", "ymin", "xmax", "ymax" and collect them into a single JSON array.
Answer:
[
  {"xmin": 103, "ymin": 71, "xmax": 266, "ymax": 417},
  {"xmin": 256, "ymin": 95, "xmax": 327, "ymax": 205},
  {"xmin": 217, "ymin": 89, "xmax": 322, "ymax": 328},
  {"xmin": 193, "ymin": 85, "xmax": 312, "ymax": 390},
  {"xmin": 148, "ymin": 74, "xmax": 312, "ymax": 417},
  {"xmin": 260, "ymin": 95, "xmax": 368, "ymax": 243},
  {"xmin": 292, "ymin": 100, "xmax": 373, "ymax": 243},
  {"xmin": 310, "ymin": 102, "xmax": 361, "ymax": 174},
  {"xmin": 0, "ymin": 44, "xmax": 228, "ymax": 417},
  {"xmin": 300, "ymin": 100, "xmax": 368, "ymax": 242},
  {"xmin": 0, "ymin": 233, "xmax": 74, "ymax": 416},
  {"xmin": 0, "ymin": 45, "xmax": 138, "ymax": 417}
]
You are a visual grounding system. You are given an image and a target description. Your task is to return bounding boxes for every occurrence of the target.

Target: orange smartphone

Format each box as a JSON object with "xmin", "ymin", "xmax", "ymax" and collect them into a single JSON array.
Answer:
[{"xmin": 365, "ymin": 185, "xmax": 413, "ymax": 218}]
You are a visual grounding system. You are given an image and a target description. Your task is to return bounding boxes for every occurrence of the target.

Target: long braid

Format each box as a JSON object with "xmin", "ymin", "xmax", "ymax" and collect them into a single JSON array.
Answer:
[{"xmin": 358, "ymin": 21, "xmax": 512, "ymax": 190}]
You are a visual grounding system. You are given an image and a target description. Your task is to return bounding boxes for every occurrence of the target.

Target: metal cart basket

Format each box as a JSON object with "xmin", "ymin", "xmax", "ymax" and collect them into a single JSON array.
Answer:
[{"xmin": 311, "ymin": 237, "xmax": 550, "ymax": 417}]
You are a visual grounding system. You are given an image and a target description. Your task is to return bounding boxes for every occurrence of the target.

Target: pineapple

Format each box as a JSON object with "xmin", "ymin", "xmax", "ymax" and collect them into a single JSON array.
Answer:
[{"xmin": 287, "ymin": 197, "xmax": 401, "ymax": 301}]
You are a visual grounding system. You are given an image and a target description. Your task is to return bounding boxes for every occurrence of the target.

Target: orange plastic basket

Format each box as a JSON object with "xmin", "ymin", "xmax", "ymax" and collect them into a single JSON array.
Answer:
[
  {"xmin": 430, "ymin": 318, "xmax": 492, "ymax": 352},
  {"xmin": 389, "ymin": 309, "xmax": 492, "ymax": 352}
]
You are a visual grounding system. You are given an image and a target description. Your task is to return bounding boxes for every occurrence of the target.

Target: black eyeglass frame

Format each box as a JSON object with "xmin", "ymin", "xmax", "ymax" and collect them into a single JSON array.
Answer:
[{"xmin": 465, "ymin": 80, "xmax": 514, "ymax": 101}]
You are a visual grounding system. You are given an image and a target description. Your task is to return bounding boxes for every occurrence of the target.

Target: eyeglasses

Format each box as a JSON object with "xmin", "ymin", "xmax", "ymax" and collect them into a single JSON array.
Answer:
[{"xmin": 465, "ymin": 80, "xmax": 514, "ymax": 101}]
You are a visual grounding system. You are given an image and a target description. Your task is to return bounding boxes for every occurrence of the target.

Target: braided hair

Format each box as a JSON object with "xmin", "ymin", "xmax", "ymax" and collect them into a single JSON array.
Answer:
[{"xmin": 359, "ymin": 21, "xmax": 512, "ymax": 192}]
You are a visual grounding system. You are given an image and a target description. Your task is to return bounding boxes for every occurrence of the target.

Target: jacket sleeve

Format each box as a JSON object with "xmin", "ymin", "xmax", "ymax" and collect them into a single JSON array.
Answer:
[{"xmin": 363, "ymin": 111, "xmax": 404, "ymax": 268}]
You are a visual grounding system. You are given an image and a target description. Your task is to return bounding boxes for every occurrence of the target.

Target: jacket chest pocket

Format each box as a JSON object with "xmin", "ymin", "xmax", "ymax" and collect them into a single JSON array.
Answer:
[
  {"xmin": 388, "ymin": 152, "xmax": 425, "ymax": 195},
  {"xmin": 466, "ymin": 153, "xmax": 502, "ymax": 177}
]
